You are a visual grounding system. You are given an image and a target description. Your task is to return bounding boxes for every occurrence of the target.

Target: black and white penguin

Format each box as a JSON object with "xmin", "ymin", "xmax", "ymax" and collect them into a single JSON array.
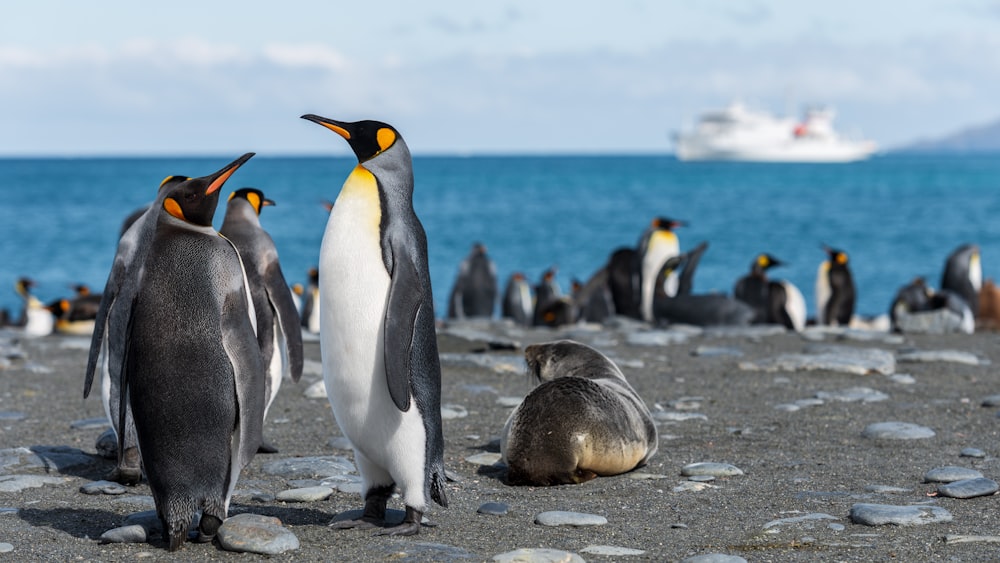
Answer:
[
  {"xmin": 299, "ymin": 267, "xmax": 321, "ymax": 334},
  {"xmin": 766, "ymin": 279, "xmax": 807, "ymax": 332},
  {"xmin": 446, "ymin": 242, "xmax": 497, "ymax": 319},
  {"xmin": 532, "ymin": 267, "xmax": 562, "ymax": 326},
  {"xmin": 220, "ymin": 187, "xmax": 304, "ymax": 453},
  {"xmin": 652, "ymin": 242, "xmax": 754, "ymax": 326},
  {"xmin": 733, "ymin": 253, "xmax": 784, "ymax": 323},
  {"xmin": 638, "ymin": 217, "xmax": 685, "ymax": 322},
  {"xmin": 120, "ymin": 153, "xmax": 264, "ymax": 550},
  {"xmin": 501, "ymin": 272, "xmax": 533, "ymax": 325},
  {"xmin": 572, "ymin": 268, "xmax": 615, "ymax": 324},
  {"xmin": 302, "ymin": 114, "xmax": 448, "ymax": 536},
  {"xmin": 940, "ymin": 243, "xmax": 981, "ymax": 316},
  {"xmin": 815, "ymin": 245, "xmax": 856, "ymax": 326},
  {"xmin": 14, "ymin": 278, "xmax": 54, "ymax": 337}
]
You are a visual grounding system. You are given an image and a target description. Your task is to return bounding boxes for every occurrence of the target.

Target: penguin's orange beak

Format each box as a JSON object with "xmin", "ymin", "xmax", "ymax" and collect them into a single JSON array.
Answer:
[{"xmin": 206, "ymin": 152, "xmax": 255, "ymax": 195}]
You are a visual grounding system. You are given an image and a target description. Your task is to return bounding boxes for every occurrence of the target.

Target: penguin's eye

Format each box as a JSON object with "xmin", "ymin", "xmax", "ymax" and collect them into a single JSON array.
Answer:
[{"xmin": 184, "ymin": 192, "xmax": 199, "ymax": 203}]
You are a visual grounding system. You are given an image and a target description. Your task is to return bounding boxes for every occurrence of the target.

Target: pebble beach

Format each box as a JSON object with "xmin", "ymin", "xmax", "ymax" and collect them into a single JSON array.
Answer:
[{"xmin": 1, "ymin": 319, "xmax": 999, "ymax": 562}]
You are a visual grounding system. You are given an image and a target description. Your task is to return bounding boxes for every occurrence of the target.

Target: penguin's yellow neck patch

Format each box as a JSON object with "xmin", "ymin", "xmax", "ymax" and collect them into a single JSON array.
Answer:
[
  {"xmin": 337, "ymin": 165, "xmax": 381, "ymax": 229},
  {"xmin": 246, "ymin": 192, "xmax": 262, "ymax": 214},
  {"xmin": 164, "ymin": 197, "xmax": 185, "ymax": 221},
  {"xmin": 650, "ymin": 230, "xmax": 677, "ymax": 247}
]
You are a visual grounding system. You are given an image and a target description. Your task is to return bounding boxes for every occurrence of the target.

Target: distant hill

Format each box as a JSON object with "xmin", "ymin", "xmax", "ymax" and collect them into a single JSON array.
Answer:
[{"xmin": 896, "ymin": 117, "xmax": 1000, "ymax": 153}]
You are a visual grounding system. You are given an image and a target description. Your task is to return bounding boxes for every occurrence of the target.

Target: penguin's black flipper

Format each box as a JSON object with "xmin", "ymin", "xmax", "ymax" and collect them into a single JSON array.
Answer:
[
  {"xmin": 383, "ymin": 251, "xmax": 420, "ymax": 412},
  {"xmin": 263, "ymin": 261, "xmax": 304, "ymax": 382}
]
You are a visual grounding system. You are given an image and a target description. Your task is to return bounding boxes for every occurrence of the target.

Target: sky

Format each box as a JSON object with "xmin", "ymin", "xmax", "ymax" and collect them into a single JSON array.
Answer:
[{"xmin": 2, "ymin": 1, "xmax": 1000, "ymax": 156}]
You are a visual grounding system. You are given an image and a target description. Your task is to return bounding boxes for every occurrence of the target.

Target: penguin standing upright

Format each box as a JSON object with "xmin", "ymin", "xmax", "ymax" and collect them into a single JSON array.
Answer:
[
  {"xmin": 302, "ymin": 114, "xmax": 447, "ymax": 536},
  {"xmin": 637, "ymin": 217, "xmax": 685, "ymax": 322},
  {"xmin": 446, "ymin": 242, "xmax": 497, "ymax": 319},
  {"xmin": 14, "ymin": 278, "xmax": 54, "ymax": 337},
  {"xmin": 532, "ymin": 267, "xmax": 566, "ymax": 326},
  {"xmin": 501, "ymin": 272, "xmax": 533, "ymax": 325},
  {"xmin": 299, "ymin": 267, "xmax": 321, "ymax": 334},
  {"xmin": 733, "ymin": 253, "xmax": 784, "ymax": 323},
  {"xmin": 940, "ymin": 243, "xmax": 981, "ymax": 315},
  {"xmin": 815, "ymin": 245, "xmax": 856, "ymax": 326},
  {"xmin": 220, "ymin": 188, "xmax": 304, "ymax": 453},
  {"xmin": 121, "ymin": 154, "xmax": 264, "ymax": 550}
]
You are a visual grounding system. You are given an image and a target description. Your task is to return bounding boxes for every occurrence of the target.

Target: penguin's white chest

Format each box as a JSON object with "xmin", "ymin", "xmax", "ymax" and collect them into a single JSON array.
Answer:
[
  {"xmin": 318, "ymin": 166, "xmax": 397, "ymax": 439},
  {"xmin": 641, "ymin": 231, "xmax": 679, "ymax": 320}
]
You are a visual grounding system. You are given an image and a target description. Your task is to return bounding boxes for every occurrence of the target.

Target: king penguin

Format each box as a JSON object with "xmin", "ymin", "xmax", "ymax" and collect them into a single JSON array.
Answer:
[
  {"xmin": 501, "ymin": 272, "xmax": 533, "ymax": 325},
  {"xmin": 121, "ymin": 153, "xmax": 265, "ymax": 550},
  {"xmin": 815, "ymin": 245, "xmax": 856, "ymax": 326},
  {"xmin": 940, "ymin": 243, "xmax": 981, "ymax": 316},
  {"xmin": 446, "ymin": 242, "xmax": 497, "ymax": 319},
  {"xmin": 733, "ymin": 253, "xmax": 784, "ymax": 323},
  {"xmin": 636, "ymin": 217, "xmax": 685, "ymax": 322},
  {"xmin": 302, "ymin": 114, "xmax": 448, "ymax": 536},
  {"xmin": 220, "ymin": 187, "xmax": 304, "ymax": 453}
]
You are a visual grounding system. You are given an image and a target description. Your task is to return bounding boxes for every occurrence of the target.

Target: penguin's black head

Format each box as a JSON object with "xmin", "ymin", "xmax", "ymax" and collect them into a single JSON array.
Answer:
[
  {"xmin": 160, "ymin": 153, "xmax": 254, "ymax": 227},
  {"xmin": 652, "ymin": 217, "xmax": 686, "ymax": 230},
  {"xmin": 301, "ymin": 114, "xmax": 400, "ymax": 162},
  {"xmin": 754, "ymin": 253, "xmax": 784, "ymax": 272},
  {"xmin": 822, "ymin": 245, "xmax": 849, "ymax": 266},
  {"xmin": 228, "ymin": 187, "xmax": 275, "ymax": 216}
]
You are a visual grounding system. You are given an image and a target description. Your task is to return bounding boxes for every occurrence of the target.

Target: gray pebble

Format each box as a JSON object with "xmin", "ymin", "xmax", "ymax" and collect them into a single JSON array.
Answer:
[
  {"xmin": 534, "ymin": 510, "xmax": 607, "ymax": 527},
  {"xmin": 861, "ymin": 422, "xmax": 935, "ymax": 440},
  {"xmin": 627, "ymin": 472, "xmax": 670, "ymax": 480},
  {"xmin": 0, "ymin": 412, "xmax": 25, "ymax": 421},
  {"xmin": 653, "ymin": 411, "xmax": 708, "ymax": 422},
  {"xmin": 477, "ymin": 502, "xmax": 509, "ymax": 515},
  {"xmin": 888, "ymin": 373, "xmax": 916, "ymax": 384},
  {"xmin": 816, "ymin": 387, "xmax": 889, "ymax": 403},
  {"xmin": 0, "ymin": 507, "xmax": 18, "ymax": 516},
  {"xmin": 0, "ymin": 542, "xmax": 11, "ymax": 553},
  {"xmin": 70, "ymin": 417, "xmax": 110, "ymax": 430},
  {"xmin": 865, "ymin": 484, "xmax": 912, "ymax": 494},
  {"xmin": 692, "ymin": 346, "xmax": 742, "ymax": 358},
  {"xmin": 581, "ymin": 545, "xmax": 646, "ymax": 556},
  {"xmin": 496, "ymin": 396, "xmax": 523, "ymax": 408},
  {"xmin": 465, "ymin": 452, "xmax": 502, "ymax": 466},
  {"xmin": 828, "ymin": 523, "xmax": 846, "ymax": 531},
  {"xmin": 261, "ymin": 456, "xmax": 355, "ymax": 479},
  {"xmin": 440, "ymin": 403, "xmax": 468, "ymax": 419},
  {"xmin": 688, "ymin": 474, "xmax": 716, "ymax": 482},
  {"xmin": 217, "ymin": 513, "xmax": 299, "ymax": 555},
  {"xmin": 336, "ymin": 482, "xmax": 363, "ymax": 495},
  {"xmin": 674, "ymin": 481, "xmax": 718, "ymax": 492},
  {"xmin": 492, "ymin": 548, "xmax": 585, "ymax": 562},
  {"xmin": 681, "ymin": 554, "xmax": 748, "ymax": 563},
  {"xmin": 99, "ymin": 524, "xmax": 148, "ymax": 544},
  {"xmin": 0, "ymin": 474, "xmax": 67, "ymax": 493},
  {"xmin": 79, "ymin": 480, "xmax": 128, "ymax": 495},
  {"xmin": 896, "ymin": 349, "xmax": 983, "ymax": 365},
  {"xmin": 982, "ymin": 394, "xmax": 1000, "ymax": 407},
  {"xmin": 762, "ymin": 512, "xmax": 838, "ymax": 529},
  {"xmin": 626, "ymin": 330, "xmax": 691, "ymax": 347},
  {"xmin": 94, "ymin": 428, "xmax": 118, "ymax": 459},
  {"xmin": 681, "ymin": 462, "xmax": 744, "ymax": 477},
  {"xmin": 937, "ymin": 478, "xmax": 999, "ymax": 499},
  {"xmin": 328, "ymin": 436, "xmax": 353, "ymax": 450},
  {"xmin": 849, "ymin": 503, "xmax": 953, "ymax": 526},
  {"xmin": 924, "ymin": 466, "xmax": 984, "ymax": 483},
  {"xmin": 251, "ymin": 492, "xmax": 275, "ymax": 503},
  {"xmin": 275, "ymin": 486, "xmax": 333, "ymax": 502},
  {"xmin": 960, "ymin": 447, "xmax": 986, "ymax": 458}
]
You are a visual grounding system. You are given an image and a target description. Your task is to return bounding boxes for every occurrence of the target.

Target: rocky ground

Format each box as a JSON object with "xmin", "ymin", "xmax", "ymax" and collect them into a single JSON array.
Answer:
[{"xmin": 0, "ymin": 319, "xmax": 999, "ymax": 562}]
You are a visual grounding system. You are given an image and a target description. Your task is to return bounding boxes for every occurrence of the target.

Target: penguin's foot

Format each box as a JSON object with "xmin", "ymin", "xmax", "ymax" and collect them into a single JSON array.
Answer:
[
  {"xmin": 376, "ymin": 507, "xmax": 423, "ymax": 537},
  {"xmin": 107, "ymin": 447, "xmax": 142, "ymax": 485},
  {"xmin": 194, "ymin": 514, "xmax": 223, "ymax": 543},
  {"xmin": 329, "ymin": 516, "xmax": 382, "ymax": 530},
  {"xmin": 329, "ymin": 488, "xmax": 390, "ymax": 530},
  {"xmin": 257, "ymin": 441, "xmax": 279, "ymax": 454}
]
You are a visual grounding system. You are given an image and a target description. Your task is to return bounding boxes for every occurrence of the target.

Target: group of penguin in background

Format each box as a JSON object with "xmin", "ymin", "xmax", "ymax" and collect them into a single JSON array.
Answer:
[{"xmin": 446, "ymin": 217, "xmax": 991, "ymax": 335}]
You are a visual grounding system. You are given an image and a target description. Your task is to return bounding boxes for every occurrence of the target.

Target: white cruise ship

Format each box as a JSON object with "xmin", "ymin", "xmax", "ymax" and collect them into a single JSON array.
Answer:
[{"xmin": 673, "ymin": 102, "xmax": 877, "ymax": 163}]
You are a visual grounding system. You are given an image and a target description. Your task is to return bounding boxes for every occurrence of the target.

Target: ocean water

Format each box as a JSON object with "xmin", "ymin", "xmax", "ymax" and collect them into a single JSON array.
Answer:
[{"xmin": 1, "ymin": 153, "xmax": 998, "ymax": 322}]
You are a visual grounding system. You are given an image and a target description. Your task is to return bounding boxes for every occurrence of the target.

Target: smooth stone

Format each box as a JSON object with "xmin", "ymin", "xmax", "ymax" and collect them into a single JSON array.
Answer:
[
  {"xmin": 303, "ymin": 380, "xmax": 327, "ymax": 399},
  {"xmin": 493, "ymin": 548, "xmax": 585, "ymax": 562},
  {"xmin": 865, "ymin": 485, "xmax": 912, "ymax": 494},
  {"xmin": 688, "ymin": 475, "xmax": 715, "ymax": 482},
  {"xmin": 496, "ymin": 396, "xmax": 524, "ymax": 408},
  {"xmin": 739, "ymin": 347, "xmax": 895, "ymax": 376},
  {"xmin": 681, "ymin": 462, "xmax": 744, "ymax": 477},
  {"xmin": 217, "ymin": 513, "xmax": 299, "ymax": 555},
  {"xmin": 816, "ymin": 387, "xmax": 889, "ymax": 403},
  {"xmin": 441, "ymin": 404, "xmax": 468, "ymax": 419},
  {"xmin": 70, "ymin": 417, "xmax": 110, "ymax": 430},
  {"xmin": 260, "ymin": 456, "xmax": 355, "ymax": 479},
  {"xmin": 937, "ymin": 478, "xmax": 999, "ymax": 499},
  {"xmin": 275, "ymin": 486, "xmax": 333, "ymax": 503},
  {"xmin": 828, "ymin": 523, "xmax": 846, "ymax": 531},
  {"xmin": 653, "ymin": 411, "xmax": 708, "ymax": 422},
  {"xmin": 477, "ymin": 502, "xmax": 510, "ymax": 516},
  {"xmin": 673, "ymin": 481, "xmax": 718, "ymax": 492},
  {"xmin": 336, "ymin": 482, "xmax": 363, "ymax": 495},
  {"xmin": 95, "ymin": 428, "xmax": 118, "ymax": 459},
  {"xmin": 0, "ymin": 412, "xmax": 25, "ymax": 421},
  {"xmin": 100, "ymin": 524, "xmax": 148, "ymax": 544},
  {"xmin": 0, "ymin": 474, "xmax": 68, "ymax": 493},
  {"xmin": 692, "ymin": 346, "xmax": 743, "ymax": 358},
  {"xmin": 626, "ymin": 330, "xmax": 691, "ymax": 347},
  {"xmin": 897, "ymin": 349, "xmax": 983, "ymax": 365},
  {"xmin": 680, "ymin": 555, "xmax": 748, "ymax": 563},
  {"xmin": 982, "ymin": 394, "xmax": 1000, "ymax": 407},
  {"xmin": 888, "ymin": 373, "xmax": 916, "ymax": 384},
  {"xmin": 944, "ymin": 535, "xmax": 1000, "ymax": 545},
  {"xmin": 328, "ymin": 436, "xmax": 353, "ymax": 450},
  {"xmin": 924, "ymin": 466, "xmax": 984, "ymax": 483},
  {"xmin": 581, "ymin": 545, "xmax": 646, "ymax": 556},
  {"xmin": 861, "ymin": 422, "xmax": 935, "ymax": 440},
  {"xmin": 534, "ymin": 511, "xmax": 608, "ymax": 527},
  {"xmin": 0, "ymin": 507, "xmax": 18, "ymax": 516},
  {"xmin": 627, "ymin": 472, "xmax": 670, "ymax": 480},
  {"xmin": 763, "ymin": 513, "xmax": 838, "ymax": 529},
  {"xmin": 465, "ymin": 452, "xmax": 502, "ymax": 466},
  {"xmin": 849, "ymin": 503, "xmax": 953, "ymax": 526},
  {"xmin": 0, "ymin": 543, "xmax": 11, "ymax": 553},
  {"xmin": 960, "ymin": 447, "xmax": 986, "ymax": 458},
  {"xmin": 22, "ymin": 445, "xmax": 97, "ymax": 472},
  {"xmin": 80, "ymin": 480, "xmax": 128, "ymax": 495}
]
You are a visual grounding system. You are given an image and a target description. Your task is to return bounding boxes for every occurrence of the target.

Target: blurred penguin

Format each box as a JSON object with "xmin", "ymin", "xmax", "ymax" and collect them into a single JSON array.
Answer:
[
  {"xmin": 638, "ymin": 217, "xmax": 685, "ymax": 322},
  {"xmin": 299, "ymin": 267, "xmax": 321, "ymax": 334},
  {"xmin": 733, "ymin": 253, "xmax": 784, "ymax": 323},
  {"xmin": 14, "ymin": 277, "xmax": 53, "ymax": 337},
  {"xmin": 652, "ymin": 242, "xmax": 754, "ymax": 327},
  {"xmin": 815, "ymin": 245, "xmax": 855, "ymax": 326},
  {"xmin": 573, "ymin": 269, "xmax": 615, "ymax": 324},
  {"xmin": 501, "ymin": 272, "xmax": 533, "ymax": 325},
  {"xmin": 532, "ymin": 267, "xmax": 562, "ymax": 326},
  {"xmin": 940, "ymin": 243, "xmax": 981, "ymax": 317},
  {"xmin": 446, "ymin": 242, "xmax": 497, "ymax": 319}
]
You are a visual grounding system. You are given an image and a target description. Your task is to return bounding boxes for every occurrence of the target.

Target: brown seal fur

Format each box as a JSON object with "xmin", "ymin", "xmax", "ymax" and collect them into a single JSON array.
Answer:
[{"xmin": 500, "ymin": 340, "xmax": 657, "ymax": 485}]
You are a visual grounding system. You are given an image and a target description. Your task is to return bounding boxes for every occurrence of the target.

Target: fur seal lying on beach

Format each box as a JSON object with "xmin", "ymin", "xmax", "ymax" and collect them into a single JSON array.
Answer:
[{"xmin": 501, "ymin": 340, "xmax": 657, "ymax": 485}]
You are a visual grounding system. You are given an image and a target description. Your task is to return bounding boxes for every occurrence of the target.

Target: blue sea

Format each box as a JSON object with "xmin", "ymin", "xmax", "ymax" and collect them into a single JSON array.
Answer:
[{"xmin": 2, "ymin": 153, "xmax": 998, "ymax": 322}]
